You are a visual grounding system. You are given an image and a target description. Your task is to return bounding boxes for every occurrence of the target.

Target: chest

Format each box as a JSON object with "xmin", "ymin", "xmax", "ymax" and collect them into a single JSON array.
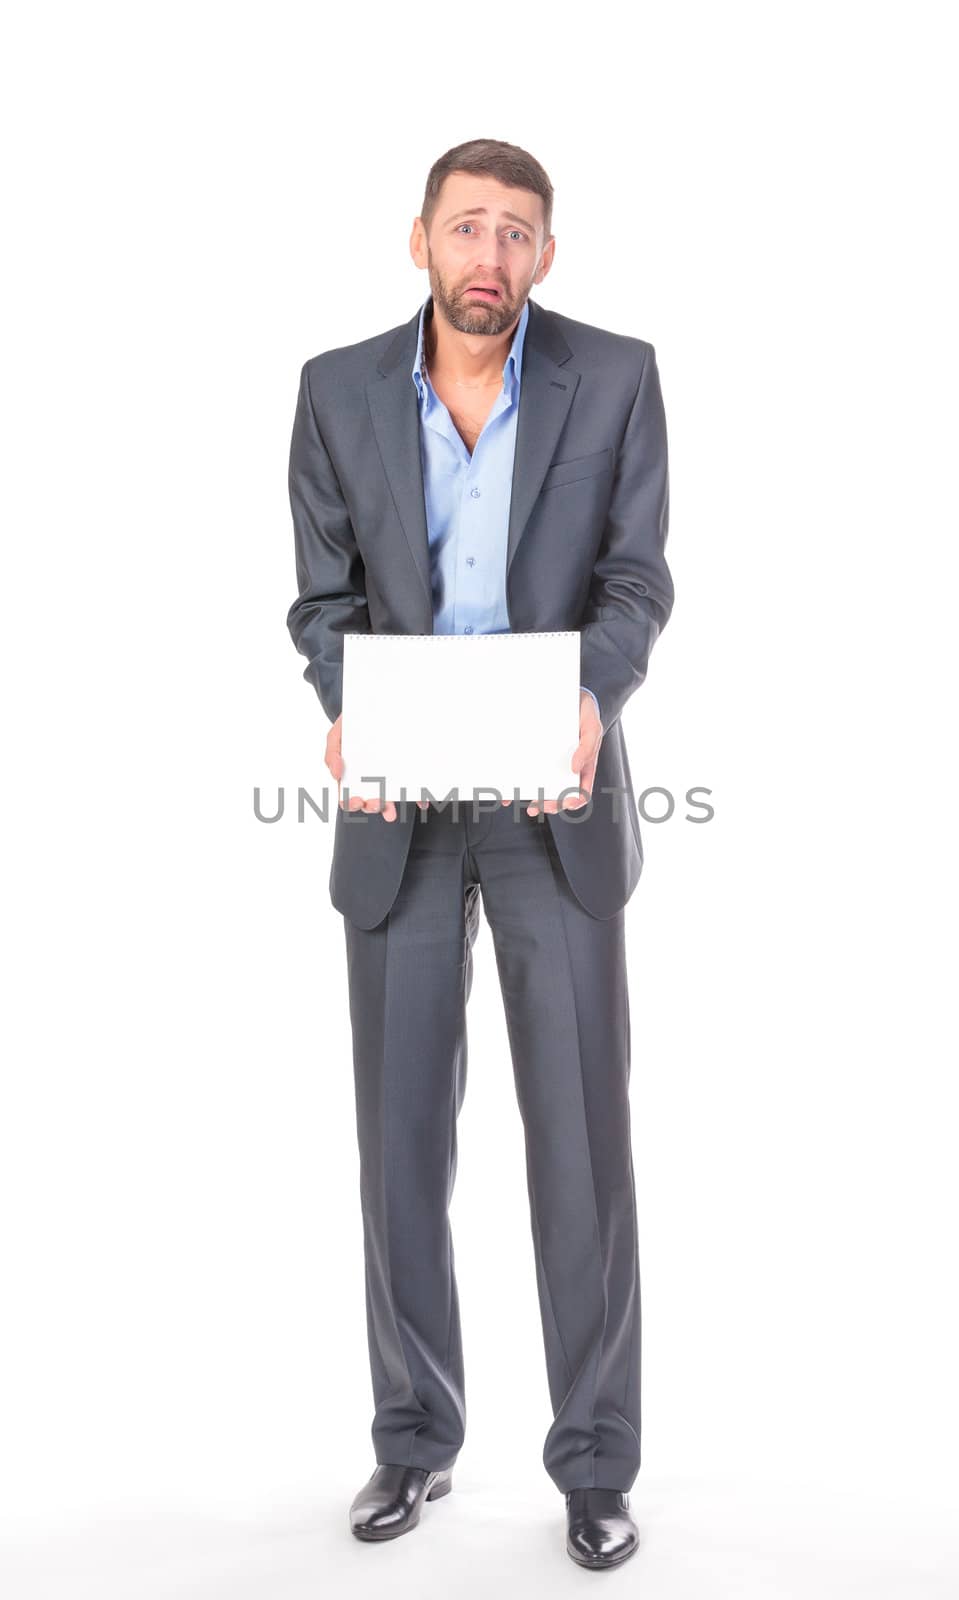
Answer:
[{"xmin": 429, "ymin": 376, "xmax": 501, "ymax": 456}]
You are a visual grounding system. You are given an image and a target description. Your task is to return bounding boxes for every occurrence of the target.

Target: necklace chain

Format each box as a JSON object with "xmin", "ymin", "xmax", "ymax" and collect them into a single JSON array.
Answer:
[{"xmin": 422, "ymin": 334, "xmax": 503, "ymax": 392}]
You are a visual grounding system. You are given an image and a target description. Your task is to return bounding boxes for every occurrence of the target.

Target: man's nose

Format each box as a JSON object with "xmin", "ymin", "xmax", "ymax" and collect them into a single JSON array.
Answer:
[{"xmin": 473, "ymin": 257, "xmax": 508, "ymax": 282}]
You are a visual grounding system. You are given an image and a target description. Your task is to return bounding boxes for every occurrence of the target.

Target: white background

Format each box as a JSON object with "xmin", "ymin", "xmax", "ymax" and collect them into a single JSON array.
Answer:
[{"xmin": 2, "ymin": 3, "xmax": 957, "ymax": 1596}]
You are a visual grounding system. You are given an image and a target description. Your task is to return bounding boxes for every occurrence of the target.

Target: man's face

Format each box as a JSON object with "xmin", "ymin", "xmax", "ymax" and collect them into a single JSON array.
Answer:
[{"xmin": 411, "ymin": 171, "xmax": 554, "ymax": 336}]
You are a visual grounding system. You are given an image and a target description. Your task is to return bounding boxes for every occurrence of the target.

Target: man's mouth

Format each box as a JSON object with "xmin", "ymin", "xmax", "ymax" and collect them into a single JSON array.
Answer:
[{"xmin": 466, "ymin": 285, "xmax": 501, "ymax": 300}]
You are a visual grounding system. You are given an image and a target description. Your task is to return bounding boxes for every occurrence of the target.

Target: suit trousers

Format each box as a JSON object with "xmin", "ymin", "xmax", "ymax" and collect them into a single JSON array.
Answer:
[{"xmin": 342, "ymin": 797, "xmax": 642, "ymax": 1493}]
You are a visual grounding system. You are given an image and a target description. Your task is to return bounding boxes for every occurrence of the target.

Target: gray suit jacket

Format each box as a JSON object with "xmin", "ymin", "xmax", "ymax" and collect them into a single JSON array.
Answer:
[{"xmin": 287, "ymin": 296, "xmax": 674, "ymax": 929}]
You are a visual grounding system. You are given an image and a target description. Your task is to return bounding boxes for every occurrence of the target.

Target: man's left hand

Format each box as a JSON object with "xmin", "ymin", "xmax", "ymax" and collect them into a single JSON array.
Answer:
[{"xmin": 500, "ymin": 689, "xmax": 603, "ymax": 817}]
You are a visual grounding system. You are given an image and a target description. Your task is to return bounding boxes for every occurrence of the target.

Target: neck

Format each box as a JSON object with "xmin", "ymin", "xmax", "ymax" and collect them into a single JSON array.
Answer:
[{"xmin": 424, "ymin": 298, "xmax": 518, "ymax": 388}]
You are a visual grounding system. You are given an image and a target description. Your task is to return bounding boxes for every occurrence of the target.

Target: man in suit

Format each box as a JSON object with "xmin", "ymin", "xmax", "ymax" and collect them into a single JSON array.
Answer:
[{"xmin": 286, "ymin": 138, "xmax": 674, "ymax": 1570}]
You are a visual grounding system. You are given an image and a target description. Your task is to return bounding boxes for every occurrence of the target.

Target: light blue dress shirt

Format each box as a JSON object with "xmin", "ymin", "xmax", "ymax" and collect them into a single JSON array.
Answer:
[{"xmin": 411, "ymin": 295, "xmax": 601, "ymax": 727}]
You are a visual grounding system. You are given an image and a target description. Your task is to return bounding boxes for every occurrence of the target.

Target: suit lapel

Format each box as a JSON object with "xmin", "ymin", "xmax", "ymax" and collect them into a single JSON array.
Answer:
[
  {"xmin": 505, "ymin": 301, "xmax": 580, "ymax": 576},
  {"xmin": 365, "ymin": 297, "xmax": 580, "ymax": 617}
]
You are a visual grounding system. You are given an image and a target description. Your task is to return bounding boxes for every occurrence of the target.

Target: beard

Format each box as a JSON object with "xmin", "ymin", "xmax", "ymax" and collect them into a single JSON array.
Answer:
[{"xmin": 427, "ymin": 252, "xmax": 525, "ymax": 337}]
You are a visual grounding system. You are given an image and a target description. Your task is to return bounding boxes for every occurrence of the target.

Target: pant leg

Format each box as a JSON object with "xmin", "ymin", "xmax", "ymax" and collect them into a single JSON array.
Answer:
[
  {"xmin": 471, "ymin": 805, "xmax": 642, "ymax": 1493},
  {"xmin": 343, "ymin": 805, "xmax": 479, "ymax": 1471}
]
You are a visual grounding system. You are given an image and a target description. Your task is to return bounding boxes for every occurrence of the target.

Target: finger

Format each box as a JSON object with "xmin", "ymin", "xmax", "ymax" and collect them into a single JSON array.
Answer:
[
  {"xmin": 563, "ymin": 759, "xmax": 594, "ymax": 806},
  {"xmin": 563, "ymin": 777, "xmax": 591, "ymax": 809}
]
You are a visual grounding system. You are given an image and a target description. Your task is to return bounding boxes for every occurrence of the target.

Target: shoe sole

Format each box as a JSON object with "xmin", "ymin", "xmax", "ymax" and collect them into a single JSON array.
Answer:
[{"xmin": 350, "ymin": 1471, "xmax": 453, "ymax": 1541}]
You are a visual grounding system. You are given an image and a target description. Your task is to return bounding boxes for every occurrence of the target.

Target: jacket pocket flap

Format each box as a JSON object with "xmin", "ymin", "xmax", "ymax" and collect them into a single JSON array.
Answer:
[{"xmin": 540, "ymin": 447, "xmax": 613, "ymax": 491}]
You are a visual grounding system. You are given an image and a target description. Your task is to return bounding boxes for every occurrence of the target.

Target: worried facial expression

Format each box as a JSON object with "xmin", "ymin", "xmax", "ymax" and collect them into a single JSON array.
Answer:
[{"xmin": 411, "ymin": 171, "xmax": 555, "ymax": 337}]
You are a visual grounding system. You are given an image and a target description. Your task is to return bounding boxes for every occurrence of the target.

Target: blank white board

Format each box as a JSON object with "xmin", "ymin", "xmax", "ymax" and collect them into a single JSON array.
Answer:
[{"xmin": 340, "ymin": 631, "xmax": 583, "ymax": 803}]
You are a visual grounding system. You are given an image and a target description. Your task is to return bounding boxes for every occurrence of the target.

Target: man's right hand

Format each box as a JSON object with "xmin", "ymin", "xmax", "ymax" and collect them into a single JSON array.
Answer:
[{"xmin": 326, "ymin": 713, "xmax": 428, "ymax": 822}]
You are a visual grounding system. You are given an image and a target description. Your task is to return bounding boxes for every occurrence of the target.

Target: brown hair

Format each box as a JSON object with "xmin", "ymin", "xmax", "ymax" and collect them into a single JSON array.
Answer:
[{"xmin": 420, "ymin": 138, "xmax": 554, "ymax": 243}]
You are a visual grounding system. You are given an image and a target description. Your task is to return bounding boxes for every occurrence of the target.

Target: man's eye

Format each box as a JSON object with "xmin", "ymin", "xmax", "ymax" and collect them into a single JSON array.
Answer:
[{"xmin": 456, "ymin": 224, "xmax": 526, "ymax": 241}]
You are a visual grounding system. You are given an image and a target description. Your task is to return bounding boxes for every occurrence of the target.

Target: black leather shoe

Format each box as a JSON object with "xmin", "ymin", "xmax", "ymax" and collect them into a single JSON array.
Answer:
[
  {"xmin": 349, "ymin": 1463, "xmax": 454, "ymax": 1541},
  {"xmin": 565, "ymin": 1488, "xmax": 639, "ymax": 1569}
]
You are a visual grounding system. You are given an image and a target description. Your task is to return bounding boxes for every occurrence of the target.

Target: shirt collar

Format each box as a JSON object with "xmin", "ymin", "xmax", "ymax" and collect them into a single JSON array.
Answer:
[{"xmin": 411, "ymin": 294, "xmax": 530, "ymax": 404}]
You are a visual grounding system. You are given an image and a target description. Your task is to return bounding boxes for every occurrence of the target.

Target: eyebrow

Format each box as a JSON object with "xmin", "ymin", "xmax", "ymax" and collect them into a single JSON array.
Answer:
[{"xmin": 445, "ymin": 207, "xmax": 537, "ymax": 233}]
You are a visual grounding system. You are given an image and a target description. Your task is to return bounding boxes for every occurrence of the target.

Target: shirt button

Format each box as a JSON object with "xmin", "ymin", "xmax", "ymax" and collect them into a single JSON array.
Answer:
[
  {"xmin": 470, "ymin": 487, "xmax": 481, "ymax": 498},
  {"xmin": 464, "ymin": 625, "xmax": 473, "ymax": 634},
  {"xmin": 466, "ymin": 556, "xmax": 476, "ymax": 567}
]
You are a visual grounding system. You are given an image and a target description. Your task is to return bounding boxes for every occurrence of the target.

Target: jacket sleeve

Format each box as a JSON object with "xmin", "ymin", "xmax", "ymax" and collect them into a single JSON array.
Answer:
[
  {"xmin": 578, "ymin": 342, "xmax": 674, "ymax": 734},
  {"xmin": 286, "ymin": 360, "xmax": 370, "ymax": 723}
]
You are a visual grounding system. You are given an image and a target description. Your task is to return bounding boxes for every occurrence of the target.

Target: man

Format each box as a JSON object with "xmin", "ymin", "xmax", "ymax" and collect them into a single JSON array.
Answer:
[{"xmin": 286, "ymin": 138, "xmax": 674, "ymax": 1571}]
